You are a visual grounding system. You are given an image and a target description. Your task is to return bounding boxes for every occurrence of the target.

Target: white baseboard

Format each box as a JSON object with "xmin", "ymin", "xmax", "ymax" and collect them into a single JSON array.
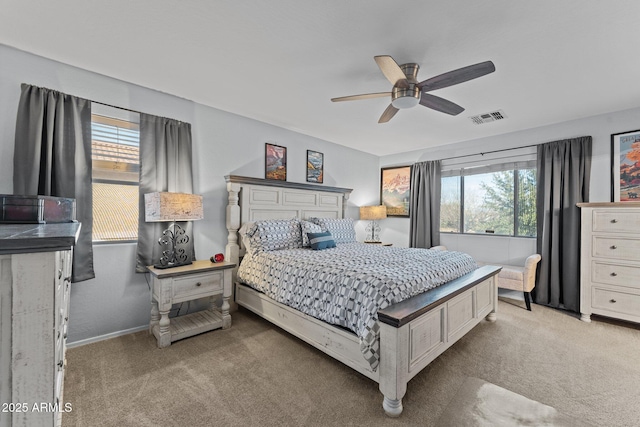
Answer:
[{"xmin": 66, "ymin": 325, "xmax": 148, "ymax": 348}]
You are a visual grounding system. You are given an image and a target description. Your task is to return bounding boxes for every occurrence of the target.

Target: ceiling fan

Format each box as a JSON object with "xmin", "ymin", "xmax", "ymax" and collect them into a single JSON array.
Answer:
[{"xmin": 331, "ymin": 56, "xmax": 495, "ymax": 123}]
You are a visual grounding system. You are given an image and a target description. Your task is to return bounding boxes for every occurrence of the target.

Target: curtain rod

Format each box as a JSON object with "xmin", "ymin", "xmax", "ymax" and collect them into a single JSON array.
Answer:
[
  {"xmin": 91, "ymin": 99, "xmax": 143, "ymax": 116},
  {"xmin": 21, "ymin": 83, "xmax": 188, "ymax": 124},
  {"xmin": 437, "ymin": 135, "xmax": 591, "ymax": 162},
  {"xmin": 437, "ymin": 143, "xmax": 539, "ymax": 162},
  {"xmin": 92, "ymin": 100, "xmax": 191, "ymax": 125}
]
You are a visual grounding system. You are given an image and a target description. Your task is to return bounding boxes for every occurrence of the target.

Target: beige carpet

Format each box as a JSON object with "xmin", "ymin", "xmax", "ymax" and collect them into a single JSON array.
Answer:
[{"xmin": 62, "ymin": 299, "xmax": 640, "ymax": 426}]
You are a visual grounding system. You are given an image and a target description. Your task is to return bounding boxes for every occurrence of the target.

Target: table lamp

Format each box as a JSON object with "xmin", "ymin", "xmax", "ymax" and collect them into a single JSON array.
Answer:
[
  {"xmin": 144, "ymin": 192, "xmax": 203, "ymax": 268},
  {"xmin": 360, "ymin": 205, "xmax": 387, "ymax": 243}
]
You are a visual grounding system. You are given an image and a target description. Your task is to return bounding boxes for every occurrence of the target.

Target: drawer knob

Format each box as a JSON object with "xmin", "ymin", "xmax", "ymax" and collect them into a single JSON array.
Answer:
[
  {"xmin": 610, "ymin": 272, "xmax": 617, "ymax": 277},
  {"xmin": 610, "ymin": 245, "xmax": 617, "ymax": 250},
  {"xmin": 610, "ymin": 219, "xmax": 618, "ymax": 223},
  {"xmin": 196, "ymin": 282, "xmax": 202, "ymax": 287},
  {"xmin": 610, "ymin": 299, "xmax": 617, "ymax": 304}
]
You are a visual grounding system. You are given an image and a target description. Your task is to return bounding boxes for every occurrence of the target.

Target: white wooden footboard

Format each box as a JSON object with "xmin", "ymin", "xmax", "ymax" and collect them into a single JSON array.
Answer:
[
  {"xmin": 377, "ymin": 266, "xmax": 499, "ymax": 416},
  {"xmin": 235, "ymin": 265, "xmax": 500, "ymax": 417}
]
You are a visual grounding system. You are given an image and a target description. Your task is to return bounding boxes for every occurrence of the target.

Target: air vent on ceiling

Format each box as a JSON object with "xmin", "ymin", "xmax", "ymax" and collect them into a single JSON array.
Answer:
[{"xmin": 469, "ymin": 110, "xmax": 507, "ymax": 125}]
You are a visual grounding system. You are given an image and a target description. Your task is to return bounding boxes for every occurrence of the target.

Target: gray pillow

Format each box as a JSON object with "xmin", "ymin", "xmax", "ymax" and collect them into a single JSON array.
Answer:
[
  {"xmin": 246, "ymin": 218, "xmax": 302, "ymax": 252},
  {"xmin": 309, "ymin": 217, "xmax": 356, "ymax": 244}
]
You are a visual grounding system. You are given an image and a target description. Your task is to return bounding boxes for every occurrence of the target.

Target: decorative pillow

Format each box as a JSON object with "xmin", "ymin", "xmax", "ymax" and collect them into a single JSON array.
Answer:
[
  {"xmin": 245, "ymin": 218, "xmax": 302, "ymax": 252},
  {"xmin": 309, "ymin": 217, "xmax": 356, "ymax": 244},
  {"xmin": 307, "ymin": 232, "xmax": 336, "ymax": 250},
  {"xmin": 300, "ymin": 220, "xmax": 323, "ymax": 247},
  {"xmin": 238, "ymin": 222, "xmax": 255, "ymax": 252}
]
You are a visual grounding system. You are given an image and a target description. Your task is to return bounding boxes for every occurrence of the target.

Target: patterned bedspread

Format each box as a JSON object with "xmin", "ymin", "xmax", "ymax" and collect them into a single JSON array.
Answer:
[{"xmin": 237, "ymin": 243, "xmax": 477, "ymax": 370}]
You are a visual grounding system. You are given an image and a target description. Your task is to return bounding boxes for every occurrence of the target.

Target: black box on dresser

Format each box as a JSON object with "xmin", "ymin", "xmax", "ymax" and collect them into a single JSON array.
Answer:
[{"xmin": 0, "ymin": 195, "xmax": 76, "ymax": 224}]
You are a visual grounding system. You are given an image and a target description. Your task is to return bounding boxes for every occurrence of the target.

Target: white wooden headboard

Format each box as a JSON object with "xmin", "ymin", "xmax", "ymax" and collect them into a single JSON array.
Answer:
[{"xmin": 224, "ymin": 175, "xmax": 353, "ymax": 279}]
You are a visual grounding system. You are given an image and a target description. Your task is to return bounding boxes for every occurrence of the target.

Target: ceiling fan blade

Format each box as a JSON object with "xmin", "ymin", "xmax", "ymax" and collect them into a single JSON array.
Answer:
[
  {"xmin": 378, "ymin": 104, "xmax": 399, "ymax": 123},
  {"xmin": 374, "ymin": 55, "xmax": 409, "ymax": 88},
  {"xmin": 417, "ymin": 61, "xmax": 495, "ymax": 92},
  {"xmin": 331, "ymin": 92, "xmax": 391, "ymax": 102},
  {"xmin": 419, "ymin": 93, "xmax": 465, "ymax": 116}
]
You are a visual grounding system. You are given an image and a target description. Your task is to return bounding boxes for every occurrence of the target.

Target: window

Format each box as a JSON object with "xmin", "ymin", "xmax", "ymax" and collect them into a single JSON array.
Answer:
[
  {"xmin": 91, "ymin": 110, "xmax": 140, "ymax": 242},
  {"xmin": 440, "ymin": 175, "xmax": 461, "ymax": 232},
  {"xmin": 464, "ymin": 171, "xmax": 515, "ymax": 235},
  {"xmin": 440, "ymin": 162, "xmax": 536, "ymax": 237}
]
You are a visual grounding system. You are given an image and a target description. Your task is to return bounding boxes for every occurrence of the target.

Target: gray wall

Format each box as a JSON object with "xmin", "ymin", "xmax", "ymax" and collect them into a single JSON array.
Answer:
[
  {"xmin": 0, "ymin": 44, "xmax": 380, "ymax": 344},
  {"xmin": 379, "ymin": 106, "xmax": 640, "ymax": 264},
  {"xmin": 3, "ymin": 42, "xmax": 638, "ymax": 343}
]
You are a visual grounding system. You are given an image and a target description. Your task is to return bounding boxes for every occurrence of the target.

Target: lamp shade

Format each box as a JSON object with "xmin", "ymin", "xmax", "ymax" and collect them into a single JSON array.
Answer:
[
  {"xmin": 144, "ymin": 192, "xmax": 203, "ymax": 222},
  {"xmin": 359, "ymin": 205, "xmax": 387, "ymax": 221}
]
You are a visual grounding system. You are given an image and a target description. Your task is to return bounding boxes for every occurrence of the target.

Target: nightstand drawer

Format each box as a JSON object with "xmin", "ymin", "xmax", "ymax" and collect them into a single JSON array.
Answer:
[{"xmin": 173, "ymin": 271, "xmax": 223, "ymax": 301}]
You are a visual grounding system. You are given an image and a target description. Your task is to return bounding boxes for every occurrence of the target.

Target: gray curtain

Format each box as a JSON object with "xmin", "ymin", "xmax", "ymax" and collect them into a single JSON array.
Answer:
[
  {"xmin": 409, "ymin": 160, "xmax": 441, "ymax": 248},
  {"xmin": 535, "ymin": 136, "xmax": 591, "ymax": 312},
  {"xmin": 13, "ymin": 84, "xmax": 94, "ymax": 282},
  {"xmin": 136, "ymin": 114, "xmax": 194, "ymax": 272}
]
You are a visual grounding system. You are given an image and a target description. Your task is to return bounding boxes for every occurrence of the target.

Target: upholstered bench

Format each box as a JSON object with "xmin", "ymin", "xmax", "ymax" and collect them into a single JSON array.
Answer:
[{"xmin": 476, "ymin": 254, "xmax": 541, "ymax": 311}]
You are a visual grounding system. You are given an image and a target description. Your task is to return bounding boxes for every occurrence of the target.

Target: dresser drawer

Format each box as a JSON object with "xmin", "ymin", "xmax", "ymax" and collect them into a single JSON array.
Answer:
[
  {"xmin": 592, "ymin": 287, "xmax": 640, "ymax": 317},
  {"xmin": 592, "ymin": 236, "xmax": 640, "ymax": 262},
  {"xmin": 593, "ymin": 210, "xmax": 640, "ymax": 233},
  {"xmin": 173, "ymin": 271, "xmax": 223, "ymax": 302},
  {"xmin": 592, "ymin": 261, "xmax": 640, "ymax": 289}
]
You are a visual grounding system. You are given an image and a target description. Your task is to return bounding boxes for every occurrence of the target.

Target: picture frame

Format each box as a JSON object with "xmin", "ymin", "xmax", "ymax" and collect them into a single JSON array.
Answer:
[
  {"xmin": 380, "ymin": 165, "xmax": 412, "ymax": 217},
  {"xmin": 611, "ymin": 129, "xmax": 640, "ymax": 202},
  {"xmin": 306, "ymin": 150, "xmax": 324, "ymax": 183},
  {"xmin": 265, "ymin": 143, "xmax": 287, "ymax": 181}
]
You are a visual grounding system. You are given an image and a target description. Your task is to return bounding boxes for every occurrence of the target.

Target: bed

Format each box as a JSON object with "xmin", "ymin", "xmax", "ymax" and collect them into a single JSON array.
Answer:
[{"xmin": 225, "ymin": 175, "xmax": 500, "ymax": 417}]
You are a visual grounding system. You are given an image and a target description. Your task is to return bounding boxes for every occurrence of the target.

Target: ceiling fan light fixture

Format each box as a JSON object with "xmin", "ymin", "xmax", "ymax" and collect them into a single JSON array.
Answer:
[
  {"xmin": 391, "ymin": 86, "xmax": 420, "ymax": 109},
  {"xmin": 331, "ymin": 56, "xmax": 495, "ymax": 123}
]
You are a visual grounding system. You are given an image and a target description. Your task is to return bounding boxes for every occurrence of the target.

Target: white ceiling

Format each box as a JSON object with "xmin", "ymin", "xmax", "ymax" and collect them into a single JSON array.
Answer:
[{"xmin": 2, "ymin": 1, "xmax": 639, "ymax": 156}]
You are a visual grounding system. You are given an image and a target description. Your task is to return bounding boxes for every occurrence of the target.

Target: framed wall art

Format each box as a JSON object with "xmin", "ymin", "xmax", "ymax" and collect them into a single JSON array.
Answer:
[
  {"xmin": 380, "ymin": 165, "xmax": 411, "ymax": 217},
  {"xmin": 265, "ymin": 143, "xmax": 287, "ymax": 181},
  {"xmin": 306, "ymin": 150, "xmax": 324, "ymax": 183},
  {"xmin": 611, "ymin": 129, "xmax": 640, "ymax": 201}
]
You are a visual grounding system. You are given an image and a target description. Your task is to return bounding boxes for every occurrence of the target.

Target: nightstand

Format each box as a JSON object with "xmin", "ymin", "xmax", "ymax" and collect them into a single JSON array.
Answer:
[{"xmin": 148, "ymin": 260, "xmax": 235, "ymax": 348}]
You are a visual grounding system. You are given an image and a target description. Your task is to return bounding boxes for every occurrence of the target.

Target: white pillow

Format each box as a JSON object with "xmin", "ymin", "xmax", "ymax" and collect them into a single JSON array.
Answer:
[{"xmin": 238, "ymin": 222, "xmax": 254, "ymax": 252}]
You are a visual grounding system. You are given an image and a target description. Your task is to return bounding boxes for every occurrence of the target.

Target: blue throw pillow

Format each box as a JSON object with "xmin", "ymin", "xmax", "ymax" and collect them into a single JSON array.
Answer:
[{"xmin": 307, "ymin": 232, "xmax": 336, "ymax": 250}]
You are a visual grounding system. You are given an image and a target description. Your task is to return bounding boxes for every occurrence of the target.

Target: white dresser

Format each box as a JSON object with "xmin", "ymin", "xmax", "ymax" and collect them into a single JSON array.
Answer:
[
  {"xmin": 578, "ymin": 202, "xmax": 640, "ymax": 324},
  {"xmin": 0, "ymin": 223, "xmax": 80, "ymax": 427}
]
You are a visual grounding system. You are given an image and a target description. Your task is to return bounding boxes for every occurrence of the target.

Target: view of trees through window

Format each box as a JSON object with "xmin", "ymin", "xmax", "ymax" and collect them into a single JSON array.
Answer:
[
  {"xmin": 440, "ymin": 168, "xmax": 536, "ymax": 237},
  {"xmin": 440, "ymin": 176, "xmax": 461, "ymax": 233}
]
